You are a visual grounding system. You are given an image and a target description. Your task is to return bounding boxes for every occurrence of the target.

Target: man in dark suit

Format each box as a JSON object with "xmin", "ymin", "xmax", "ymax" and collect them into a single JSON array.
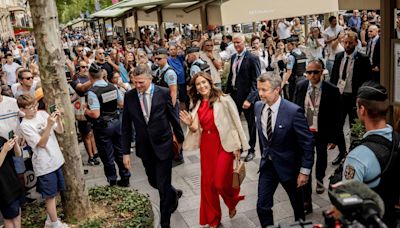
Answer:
[
  {"xmin": 330, "ymin": 31, "xmax": 372, "ymax": 165},
  {"xmin": 366, "ymin": 24, "xmax": 380, "ymax": 82},
  {"xmin": 121, "ymin": 64, "xmax": 184, "ymax": 228},
  {"xmin": 255, "ymin": 74, "xmax": 314, "ymax": 227},
  {"xmin": 225, "ymin": 34, "xmax": 261, "ymax": 162},
  {"xmin": 293, "ymin": 60, "xmax": 341, "ymax": 213}
]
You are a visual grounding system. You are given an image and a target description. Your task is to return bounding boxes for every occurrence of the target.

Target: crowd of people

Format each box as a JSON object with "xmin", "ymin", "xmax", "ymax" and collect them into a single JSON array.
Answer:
[{"xmin": 0, "ymin": 10, "xmax": 399, "ymax": 228}]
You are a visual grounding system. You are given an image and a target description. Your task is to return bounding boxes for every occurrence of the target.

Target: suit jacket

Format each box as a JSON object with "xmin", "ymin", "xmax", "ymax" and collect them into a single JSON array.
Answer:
[
  {"xmin": 370, "ymin": 37, "xmax": 380, "ymax": 69},
  {"xmin": 293, "ymin": 80, "xmax": 342, "ymax": 144},
  {"xmin": 225, "ymin": 50, "xmax": 261, "ymax": 105},
  {"xmin": 183, "ymin": 95, "xmax": 250, "ymax": 152},
  {"xmin": 330, "ymin": 51, "xmax": 372, "ymax": 94},
  {"xmin": 255, "ymin": 99, "xmax": 314, "ymax": 182},
  {"xmin": 121, "ymin": 85, "xmax": 184, "ymax": 161}
]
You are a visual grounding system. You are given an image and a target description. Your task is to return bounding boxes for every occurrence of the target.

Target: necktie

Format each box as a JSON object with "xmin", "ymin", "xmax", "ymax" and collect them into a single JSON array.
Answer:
[
  {"xmin": 266, "ymin": 108, "xmax": 272, "ymax": 141},
  {"xmin": 341, "ymin": 57, "xmax": 349, "ymax": 80},
  {"xmin": 366, "ymin": 40, "xmax": 372, "ymax": 56},
  {"xmin": 311, "ymin": 86, "xmax": 316, "ymax": 105},
  {"xmin": 142, "ymin": 92, "xmax": 149, "ymax": 122},
  {"xmin": 235, "ymin": 55, "xmax": 242, "ymax": 73}
]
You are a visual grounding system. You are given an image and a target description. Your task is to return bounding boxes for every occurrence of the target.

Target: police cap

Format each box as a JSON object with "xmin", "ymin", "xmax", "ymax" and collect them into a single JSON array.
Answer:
[
  {"xmin": 89, "ymin": 63, "xmax": 102, "ymax": 76},
  {"xmin": 357, "ymin": 81, "xmax": 388, "ymax": 101},
  {"xmin": 186, "ymin": 47, "xmax": 200, "ymax": 54},
  {"xmin": 153, "ymin": 48, "xmax": 168, "ymax": 55},
  {"xmin": 286, "ymin": 36, "xmax": 299, "ymax": 44}
]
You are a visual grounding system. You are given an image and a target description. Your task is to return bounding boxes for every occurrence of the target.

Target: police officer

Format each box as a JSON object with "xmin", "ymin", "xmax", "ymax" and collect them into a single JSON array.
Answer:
[
  {"xmin": 186, "ymin": 47, "xmax": 208, "ymax": 79},
  {"xmin": 84, "ymin": 63, "xmax": 131, "ymax": 187},
  {"xmin": 153, "ymin": 48, "xmax": 184, "ymax": 166},
  {"xmin": 342, "ymin": 81, "xmax": 400, "ymax": 227},
  {"xmin": 282, "ymin": 36, "xmax": 307, "ymax": 101}
]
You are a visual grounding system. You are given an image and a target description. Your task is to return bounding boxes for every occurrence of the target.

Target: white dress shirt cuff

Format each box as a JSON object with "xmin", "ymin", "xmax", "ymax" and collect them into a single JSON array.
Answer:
[{"xmin": 300, "ymin": 168, "xmax": 311, "ymax": 176}]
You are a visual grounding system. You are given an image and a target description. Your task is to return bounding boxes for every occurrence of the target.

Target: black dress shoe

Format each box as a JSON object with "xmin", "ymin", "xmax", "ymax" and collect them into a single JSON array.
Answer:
[
  {"xmin": 332, "ymin": 155, "xmax": 344, "ymax": 165},
  {"xmin": 316, "ymin": 183, "xmax": 325, "ymax": 194},
  {"xmin": 117, "ymin": 179, "xmax": 130, "ymax": 187},
  {"xmin": 109, "ymin": 180, "xmax": 117, "ymax": 186},
  {"xmin": 304, "ymin": 202, "xmax": 313, "ymax": 214},
  {"xmin": 244, "ymin": 152, "xmax": 255, "ymax": 162},
  {"xmin": 171, "ymin": 189, "xmax": 183, "ymax": 213}
]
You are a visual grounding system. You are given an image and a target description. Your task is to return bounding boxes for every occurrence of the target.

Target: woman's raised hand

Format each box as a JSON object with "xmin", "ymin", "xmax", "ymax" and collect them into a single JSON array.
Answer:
[{"xmin": 179, "ymin": 110, "xmax": 192, "ymax": 126}]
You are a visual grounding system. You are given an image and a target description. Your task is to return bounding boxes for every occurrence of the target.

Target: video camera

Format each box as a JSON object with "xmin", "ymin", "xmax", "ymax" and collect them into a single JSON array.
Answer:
[
  {"xmin": 268, "ymin": 181, "xmax": 387, "ymax": 228},
  {"xmin": 325, "ymin": 180, "xmax": 387, "ymax": 228}
]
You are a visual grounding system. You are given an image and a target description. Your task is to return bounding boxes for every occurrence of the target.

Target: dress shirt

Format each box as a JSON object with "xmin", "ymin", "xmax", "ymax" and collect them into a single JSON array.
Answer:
[
  {"xmin": 261, "ymin": 96, "xmax": 281, "ymax": 139},
  {"xmin": 339, "ymin": 50, "xmax": 357, "ymax": 93},
  {"xmin": 368, "ymin": 35, "xmax": 379, "ymax": 64},
  {"xmin": 231, "ymin": 49, "xmax": 246, "ymax": 87},
  {"xmin": 138, "ymin": 83, "xmax": 153, "ymax": 120}
]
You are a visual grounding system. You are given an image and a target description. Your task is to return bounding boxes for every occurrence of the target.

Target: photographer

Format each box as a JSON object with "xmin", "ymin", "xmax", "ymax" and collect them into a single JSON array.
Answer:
[{"xmin": 342, "ymin": 81, "xmax": 400, "ymax": 227}]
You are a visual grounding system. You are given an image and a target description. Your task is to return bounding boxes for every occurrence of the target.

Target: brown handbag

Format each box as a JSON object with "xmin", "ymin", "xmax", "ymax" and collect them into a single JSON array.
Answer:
[{"xmin": 232, "ymin": 158, "xmax": 246, "ymax": 189}]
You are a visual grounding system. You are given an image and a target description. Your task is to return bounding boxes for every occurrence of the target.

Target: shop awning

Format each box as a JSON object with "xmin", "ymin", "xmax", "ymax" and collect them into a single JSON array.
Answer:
[{"xmin": 91, "ymin": 6, "xmax": 132, "ymax": 18}]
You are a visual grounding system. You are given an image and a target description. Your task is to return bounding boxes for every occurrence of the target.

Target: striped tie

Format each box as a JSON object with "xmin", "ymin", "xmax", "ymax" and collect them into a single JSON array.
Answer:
[{"xmin": 266, "ymin": 108, "xmax": 272, "ymax": 141}]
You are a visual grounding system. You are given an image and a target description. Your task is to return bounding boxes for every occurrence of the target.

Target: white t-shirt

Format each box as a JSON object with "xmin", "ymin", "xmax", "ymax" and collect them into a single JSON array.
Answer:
[
  {"xmin": 0, "ymin": 96, "xmax": 20, "ymax": 139},
  {"xmin": 277, "ymin": 22, "xmax": 291, "ymax": 40},
  {"xmin": 20, "ymin": 111, "xmax": 65, "ymax": 177},
  {"xmin": 2, "ymin": 62, "xmax": 21, "ymax": 86}
]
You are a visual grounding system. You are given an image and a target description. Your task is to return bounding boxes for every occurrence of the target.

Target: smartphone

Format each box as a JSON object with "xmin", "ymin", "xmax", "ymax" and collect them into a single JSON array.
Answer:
[
  {"xmin": 49, "ymin": 104, "xmax": 57, "ymax": 114},
  {"xmin": 8, "ymin": 130, "xmax": 15, "ymax": 139}
]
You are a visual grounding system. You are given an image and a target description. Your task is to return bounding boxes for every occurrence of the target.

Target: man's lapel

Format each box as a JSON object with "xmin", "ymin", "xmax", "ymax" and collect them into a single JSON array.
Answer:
[
  {"xmin": 272, "ymin": 99, "xmax": 286, "ymax": 141},
  {"xmin": 148, "ymin": 85, "xmax": 159, "ymax": 122}
]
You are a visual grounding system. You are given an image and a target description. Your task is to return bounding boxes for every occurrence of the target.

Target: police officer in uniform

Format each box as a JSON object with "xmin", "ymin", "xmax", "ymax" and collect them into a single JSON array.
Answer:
[
  {"xmin": 342, "ymin": 81, "xmax": 400, "ymax": 227},
  {"xmin": 84, "ymin": 63, "xmax": 131, "ymax": 186},
  {"xmin": 282, "ymin": 36, "xmax": 307, "ymax": 101},
  {"xmin": 186, "ymin": 47, "xmax": 207, "ymax": 79},
  {"xmin": 153, "ymin": 48, "xmax": 184, "ymax": 166}
]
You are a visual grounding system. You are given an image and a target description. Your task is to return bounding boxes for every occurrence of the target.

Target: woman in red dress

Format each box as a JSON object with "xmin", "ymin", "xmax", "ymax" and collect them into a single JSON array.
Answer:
[{"xmin": 180, "ymin": 72, "xmax": 250, "ymax": 227}]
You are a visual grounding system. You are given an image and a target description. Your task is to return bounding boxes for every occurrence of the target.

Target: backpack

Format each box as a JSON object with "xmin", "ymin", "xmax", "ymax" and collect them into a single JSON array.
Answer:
[{"xmin": 328, "ymin": 131, "xmax": 400, "ymax": 188}]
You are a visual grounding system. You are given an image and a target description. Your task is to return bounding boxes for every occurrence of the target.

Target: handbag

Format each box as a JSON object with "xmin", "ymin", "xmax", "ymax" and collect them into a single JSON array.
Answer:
[
  {"xmin": 232, "ymin": 158, "xmax": 246, "ymax": 189},
  {"xmin": 172, "ymin": 133, "xmax": 180, "ymax": 160}
]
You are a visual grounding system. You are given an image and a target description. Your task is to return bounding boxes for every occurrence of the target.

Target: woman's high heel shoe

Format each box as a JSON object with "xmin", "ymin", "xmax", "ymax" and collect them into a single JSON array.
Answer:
[{"xmin": 229, "ymin": 208, "xmax": 237, "ymax": 218}]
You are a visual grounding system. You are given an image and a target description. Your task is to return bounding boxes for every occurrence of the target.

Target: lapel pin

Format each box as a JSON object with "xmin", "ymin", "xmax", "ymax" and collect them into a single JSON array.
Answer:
[{"xmin": 278, "ymin": 125, "xmax": 283, "ymax": 129}]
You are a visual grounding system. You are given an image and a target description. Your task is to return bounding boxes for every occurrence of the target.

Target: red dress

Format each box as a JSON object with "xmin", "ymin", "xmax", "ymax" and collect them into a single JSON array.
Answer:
[{"xmin": 198, "ymin": 99, "xmax": 244, "ymax": 226}]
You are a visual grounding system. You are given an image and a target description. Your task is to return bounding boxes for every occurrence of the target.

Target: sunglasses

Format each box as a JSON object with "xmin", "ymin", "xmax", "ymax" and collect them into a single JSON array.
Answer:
[
  {"xmin": 80, "ymin": 66, "xmax": 88, "ymax": 69},
  {"xmin": 154, "ymin": 57, "xmax": 163, "ymax": 61},
  {"xmin": 205, "ymin": 44, "xmax": 213, "ymax": 47},
  {"xmin": 306, "ymin": 70, "xmax": 321, "ymax": 75},
  {"xmin": 23, "ymin": 76, "xmax": 34, "ymax": 80}
]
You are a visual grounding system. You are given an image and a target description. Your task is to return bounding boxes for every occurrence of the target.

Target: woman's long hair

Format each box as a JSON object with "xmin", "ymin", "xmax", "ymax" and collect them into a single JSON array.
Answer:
[{"xmin": 188, "ymin": 71, "xmax": 223, "ymax": 110}]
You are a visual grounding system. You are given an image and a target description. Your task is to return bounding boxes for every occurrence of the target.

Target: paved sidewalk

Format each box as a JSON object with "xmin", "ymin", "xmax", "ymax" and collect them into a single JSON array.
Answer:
[{"xmin": 83, "ymin": 117, "xmax": 349, "ymax": 228}]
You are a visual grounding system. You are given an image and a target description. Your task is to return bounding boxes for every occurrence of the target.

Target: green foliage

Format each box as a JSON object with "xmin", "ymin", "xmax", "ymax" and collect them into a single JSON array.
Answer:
[
  {"xmin": 351, "ymin": 118, "xmax": 366, "ymax": 139},
  {"xmin": 56, "ymin": 0, "xmax": 113, "ymax": 24},
  {"xmin": 21, "ymin": 186, "xmax": 153, "ymax": 228}
]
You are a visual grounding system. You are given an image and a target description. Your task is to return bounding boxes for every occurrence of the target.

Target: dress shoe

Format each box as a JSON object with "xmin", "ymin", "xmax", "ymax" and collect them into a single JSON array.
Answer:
[
  {"xmin": 304, "ymin": 202, "xmax": 313, "ymax": 214},
  {"xmin": 244, "ymin": 152, "xmax": 255, "ymax": 162},
  {"xmin": 117, "ymin": 179, "xmax": 130, "ymax": 187},
  {"xmin": 332, "ymin": 155, "xmax": 344, "ymax": 165},
  {"xmin": 109, "ymin": 180, "xmax": 117, "ymax": 186},
  {"xmin": 316, "ymin": 183, "xmax": 325, "ymax": 194},
  {"xmin": 171, "ymin": 189, "xmax": 183, "ymax": 213}
]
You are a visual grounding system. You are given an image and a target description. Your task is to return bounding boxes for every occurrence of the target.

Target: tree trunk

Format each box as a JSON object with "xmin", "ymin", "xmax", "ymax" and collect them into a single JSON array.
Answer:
[{"xmin": 28, "ymin": 0, "xmax": 90, "ymax": 221}]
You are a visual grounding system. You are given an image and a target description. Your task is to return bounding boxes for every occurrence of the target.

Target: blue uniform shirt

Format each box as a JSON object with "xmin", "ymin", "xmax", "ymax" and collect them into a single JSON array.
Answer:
[
  {"xmin": 190, "ymin": 59, "xmax": 204, "ymax": 77},
  {"xmin": 87, "ymin": 80, "xmax": 122, "ymax": 110},
  {"xmin": 343, "ymin": 125, "xmax": 393, "ymax": 187},
  {"xmin": 286, "ymin": 48, "xmax": 303, "ymax": 70},
  {"xmin": 159, "ymin": 64, "xmax": 177, "ymax": 86}
]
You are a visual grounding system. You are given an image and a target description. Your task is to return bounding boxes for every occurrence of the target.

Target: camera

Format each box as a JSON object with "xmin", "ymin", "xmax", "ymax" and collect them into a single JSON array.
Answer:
[{"xmin": 268, "ymin": 181, "xmax": 388, "ymax": 228}]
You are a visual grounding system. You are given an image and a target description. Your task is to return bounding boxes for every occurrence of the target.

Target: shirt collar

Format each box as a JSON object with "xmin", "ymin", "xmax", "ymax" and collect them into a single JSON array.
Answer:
[
  {"xmin": 363, "ymin": 124, "xmax": 392, "ymax": 138},
  {"xmin": 265, "ymin": 96, "xmax": 281, "ymax": 113},
  {"xmin": 372, "ymin": 35, "xmax": 379, "ymax": 42},
  {"xmin": 143, "ymin": 83, "xmax": 153, "ymax": 95},
  {"xmin": 160, "ymin": 64, "xmax": 170, "ymax": 72},
  {"xmin": 237, "ymin": 48, "xmax": 247, "ymax": 57},
  {"xmin": 344, "ymin": 49, "xmax": 357, "ymax": 59},
  {"xmin": 309, "ymin": 80, "xmax": 322, "ymax": 90}
]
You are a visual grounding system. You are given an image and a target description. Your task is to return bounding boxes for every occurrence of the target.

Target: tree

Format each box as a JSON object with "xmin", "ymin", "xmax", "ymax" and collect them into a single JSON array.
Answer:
[{"xmin": 28, "ymin": 0, "xmax": 90, "ymax": 221}]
